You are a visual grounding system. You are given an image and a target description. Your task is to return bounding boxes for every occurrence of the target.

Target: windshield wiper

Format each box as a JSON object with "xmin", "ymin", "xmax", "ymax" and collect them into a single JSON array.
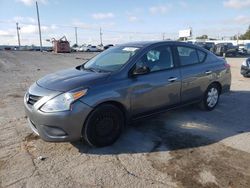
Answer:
[
  {"xmin": 86, "ymin": 67, "xmax": 98, "ymax": 72},
  {"xmin": 81, "ymin": 64, "xmax": 111, "ymax": 73}
]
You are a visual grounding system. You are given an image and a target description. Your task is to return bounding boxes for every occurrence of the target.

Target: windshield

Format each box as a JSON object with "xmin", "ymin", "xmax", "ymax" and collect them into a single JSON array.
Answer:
[{"xmin": 83, "ymin": 46, "xmax": 140, "ymax": 72}]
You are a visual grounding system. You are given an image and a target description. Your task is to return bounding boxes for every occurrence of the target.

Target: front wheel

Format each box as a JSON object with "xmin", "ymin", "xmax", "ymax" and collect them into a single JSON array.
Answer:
[
  {"xmin": 200, "ymin": 84, "xmax": 220, "ymax": 111},
  {"xmin": 83, "ymin": 104, "xmax": 124, "ymax": 147}
]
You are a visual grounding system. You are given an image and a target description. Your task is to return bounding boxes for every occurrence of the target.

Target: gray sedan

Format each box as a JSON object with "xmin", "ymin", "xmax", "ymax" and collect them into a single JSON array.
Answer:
[{"xmin": 24, "ymin": 41, "xmax": 231, "ymax": 147}]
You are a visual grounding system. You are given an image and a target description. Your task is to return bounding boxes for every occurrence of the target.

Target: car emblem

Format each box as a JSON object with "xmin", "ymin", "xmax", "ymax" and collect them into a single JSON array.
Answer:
[{"xmin": 26, "ymin": 93, "xmax": 29, "ymax": 103}]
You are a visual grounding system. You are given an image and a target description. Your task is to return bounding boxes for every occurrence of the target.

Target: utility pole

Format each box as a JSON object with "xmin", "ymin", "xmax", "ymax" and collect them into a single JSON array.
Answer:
[
  {"xmin": 237, "ymin": 32, "xmax": 239, "ymax": 45},
  {"xmin": 162, "ymin": 32, "xmax": 165, "ymax": 40},
  {"xmin": 100, "ymin": 27, "xmax": 103, "ymax": 45},
  {"xmin": 36, "ymin": 1, "xmax": 42, "ymax": 51},
  {"xmin": 75, "ymin": 27, "xmax": 78, "ymax": 46},
  {"xmin": 16, "ymin": 22, "xmax": 21, "ymax": 49}
]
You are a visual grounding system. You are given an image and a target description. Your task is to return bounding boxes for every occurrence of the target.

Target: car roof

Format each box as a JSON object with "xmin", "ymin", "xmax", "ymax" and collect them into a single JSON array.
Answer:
[{"xmin": 118, "ymin": 40, "xmax": 195, "ymax": 48}]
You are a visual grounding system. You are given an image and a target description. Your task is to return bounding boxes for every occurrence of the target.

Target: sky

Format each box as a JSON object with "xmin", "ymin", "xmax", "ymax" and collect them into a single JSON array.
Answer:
[{"xmin": 0, "ymin": 0, "xmax": 250, "ymax": 46}]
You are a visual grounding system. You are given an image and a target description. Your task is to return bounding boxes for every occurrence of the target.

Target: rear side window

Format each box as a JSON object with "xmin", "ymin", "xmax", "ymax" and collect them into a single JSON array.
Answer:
[
  {"xmin": 197, "ymin": 50, "xmax": 206, "ymax": 62},
  {"xmin": 177, "ymin": 46, "xmax": 199, "ymax": 66},
  {"xmin": 206, "ymin": 53, "xmax": 219, "ymax": 62},
  {"xmin": 177, "ymin": 46, "xmax": 206, "ymax": 66}
]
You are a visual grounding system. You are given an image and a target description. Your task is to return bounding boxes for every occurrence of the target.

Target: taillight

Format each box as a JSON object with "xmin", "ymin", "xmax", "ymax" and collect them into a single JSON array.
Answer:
[{"xmin": 225, "ymin": 62, "xmax": 230, "ymax": 68}]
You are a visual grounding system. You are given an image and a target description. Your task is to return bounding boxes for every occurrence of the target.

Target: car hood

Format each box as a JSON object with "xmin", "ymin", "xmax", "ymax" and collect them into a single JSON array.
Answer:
[{"xmin": 37, "ymin": 67, "xmax": 109, "ymax": 92}]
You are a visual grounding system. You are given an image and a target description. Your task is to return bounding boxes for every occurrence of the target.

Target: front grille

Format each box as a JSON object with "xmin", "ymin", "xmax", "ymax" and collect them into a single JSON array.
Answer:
[{"xmin": 27, "ymin": 94, "xmax": 42, "ymax": 105}]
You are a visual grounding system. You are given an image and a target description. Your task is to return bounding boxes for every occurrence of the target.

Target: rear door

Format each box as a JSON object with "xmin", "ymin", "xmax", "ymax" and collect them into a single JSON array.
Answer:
[
  {"xmin": 176, "ymin": 45, "xmax": 211, "ymax": 102},
  {"xmin": 130, "ymin": 45, "xmax": 181, "ymax": 116}
]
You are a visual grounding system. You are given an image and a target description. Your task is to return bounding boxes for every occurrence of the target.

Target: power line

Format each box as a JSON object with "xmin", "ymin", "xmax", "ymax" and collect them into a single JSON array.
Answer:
[
  {"xmin": 0, "ymin": 20, "xmax": 170, "ymax": 35},
  {"xmin": 1, "ymin": 20, "xmax": 180, "ymax": 45}
]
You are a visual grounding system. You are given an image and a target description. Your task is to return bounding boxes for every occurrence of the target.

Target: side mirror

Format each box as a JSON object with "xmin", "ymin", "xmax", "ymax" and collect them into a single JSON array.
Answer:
[{"xmin": 133, "ymin": 66, "xmax": 150, "ymax": 75}]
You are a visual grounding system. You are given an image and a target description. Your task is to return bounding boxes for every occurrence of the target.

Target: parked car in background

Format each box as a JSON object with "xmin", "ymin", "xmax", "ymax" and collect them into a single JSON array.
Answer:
[
  {"xmin": 241, "ymin": 57, "xmax": 250, "ymax": 77},
  {"xmin": 96, "ymin": 45, "xmax": 104, "ymax": 51},
  {"xmin": 214, "ymin": 43, "xmax": 238, "ymax": 57},
  {"xmin": 194, "ymin": 42, "xmax": 204, "ymax": 48},
  {"xmin": 245, "ymin": 43, "xmax": 250, "ymax": 55},
  {"xmin": 71, "ymin": 45, "xmax": 81, "ymax": 52},
  {"xmin": 24, "ymin": 41, "xmax": 231, "ymax": 147},
  {"xmin": 43, "ymin": 47, "xmax": 53, "ymax": 52},
  {"xmin": 238, "ymin": 44, "xmax": 246, "ymax": 55},
  {"xmin": 77, "ymin": 45, "xmax": 86, "ymax": 52},
  {"xmin": 104, "ymin": 44, "xmax": 114, "ymax": 50},
  {"xmin": 82, "ymin": 45, "xmax": 100, "ymax": 52},
  {"xmin": 204, "ymin": 42, "xmax": 215, "ymax": 51},
  {"xmin": 194, "ymin": 42, "xmax": 215, "ymax": 52}
]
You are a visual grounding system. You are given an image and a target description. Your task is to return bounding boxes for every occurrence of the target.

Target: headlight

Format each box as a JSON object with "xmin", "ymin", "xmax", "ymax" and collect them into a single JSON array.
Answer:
[{"xmin": 40, "ymin": 89, "xmax": 88, "ymax": 113}]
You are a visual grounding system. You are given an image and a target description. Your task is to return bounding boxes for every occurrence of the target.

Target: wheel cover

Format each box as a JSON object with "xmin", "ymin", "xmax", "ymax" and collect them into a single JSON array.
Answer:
[
  {"xmin": 94, "ymin": 112, "xmax": 117, "ymax": 137},
  {"xmin": 207, "ymin": 87, "xmax": 219, "ymax": 108}
]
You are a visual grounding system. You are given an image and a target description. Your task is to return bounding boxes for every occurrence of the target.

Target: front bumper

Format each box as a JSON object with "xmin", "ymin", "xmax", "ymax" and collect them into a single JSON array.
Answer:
[
  {"xmin": 24, "ymin": 97, "xmax": 92, "ymax": 142},
  {"xmin": 241, "ymin": 65, "xmax": 250, "ymax": 77}
]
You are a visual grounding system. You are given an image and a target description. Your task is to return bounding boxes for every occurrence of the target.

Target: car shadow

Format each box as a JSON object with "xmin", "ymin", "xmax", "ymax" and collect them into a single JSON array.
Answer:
[{"xmin": 71, "ymin": 90, "xmax": 250, "ymax": 155}]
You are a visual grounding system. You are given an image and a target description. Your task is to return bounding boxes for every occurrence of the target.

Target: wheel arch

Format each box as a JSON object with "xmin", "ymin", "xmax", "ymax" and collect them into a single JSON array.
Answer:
[
  {"xmin": 209, "ymin": 81, "xmax": 222, "ymax": 94},
  {"xmin": 95, "ymin": 101, "xmax": 129, "ymax": 120},
  {"xmin": 84, "ymin": 100, "xmax": 129, "ymax": 128}
]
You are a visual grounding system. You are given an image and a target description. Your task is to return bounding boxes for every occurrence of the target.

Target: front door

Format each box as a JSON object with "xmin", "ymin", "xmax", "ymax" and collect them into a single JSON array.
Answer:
[{"xmin": 130, "ymin": 45, "xmax": 181, "ymax": 116}]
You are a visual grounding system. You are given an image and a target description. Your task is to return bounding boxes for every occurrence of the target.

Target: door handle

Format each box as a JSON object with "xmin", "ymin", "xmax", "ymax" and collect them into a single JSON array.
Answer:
[
  {"xmin": 205, "ymin": 70, "xmax": 212, "ymax": 75},
  {"xmin": 168, "ymin": 77, "xmax": 178, "ymax": 82}
]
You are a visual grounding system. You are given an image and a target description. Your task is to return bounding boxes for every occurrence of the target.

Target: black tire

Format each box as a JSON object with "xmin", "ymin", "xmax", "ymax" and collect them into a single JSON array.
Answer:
[
  {"xmin": 83, "ymin": 104, "xmax": 124, "ymax": 147},
  {"xmin": 243, "ymin": 74, "xmax": 249, "ymax": 78},
  {"xmin": 200, "ymin": 83, "xmax": 220, "ymax": 111}
]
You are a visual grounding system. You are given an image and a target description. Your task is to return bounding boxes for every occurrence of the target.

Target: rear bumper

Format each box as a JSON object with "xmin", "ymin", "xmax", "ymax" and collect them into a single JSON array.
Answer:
[
  {"xmin": 24, "ymin": 100, "xmax": 92, "ymax": 142},
  {"xmin": 220, "ymin": 66, "xmax": 231, "ymax": 94}
]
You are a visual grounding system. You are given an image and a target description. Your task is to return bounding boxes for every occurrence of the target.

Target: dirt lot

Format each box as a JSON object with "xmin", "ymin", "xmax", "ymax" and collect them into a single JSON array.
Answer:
[{"xmin": 0, "ymin": 51, "xmax": 250, "ymax": 188}]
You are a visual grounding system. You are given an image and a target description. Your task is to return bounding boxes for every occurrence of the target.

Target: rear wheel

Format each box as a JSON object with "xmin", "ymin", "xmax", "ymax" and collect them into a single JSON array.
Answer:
[
  {"xmin": 200, "ymin": 84, "xmax": 220, "ymax": 111},
  {"xmin": 83, "ymin": 104, "xmax": 124, "ymax": 147}
]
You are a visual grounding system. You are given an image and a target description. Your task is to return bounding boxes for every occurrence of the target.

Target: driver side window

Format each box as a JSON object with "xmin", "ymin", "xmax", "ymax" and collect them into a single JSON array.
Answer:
[{"xmin": 136, "ymin": 46, "xmax": 174, "ymax": 72}]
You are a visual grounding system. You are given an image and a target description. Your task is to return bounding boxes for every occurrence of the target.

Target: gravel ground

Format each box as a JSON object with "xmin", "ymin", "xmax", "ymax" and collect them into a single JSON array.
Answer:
[{"xmin": 0, "ymin": 51, "xmax": 250, "ymax": 188}]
